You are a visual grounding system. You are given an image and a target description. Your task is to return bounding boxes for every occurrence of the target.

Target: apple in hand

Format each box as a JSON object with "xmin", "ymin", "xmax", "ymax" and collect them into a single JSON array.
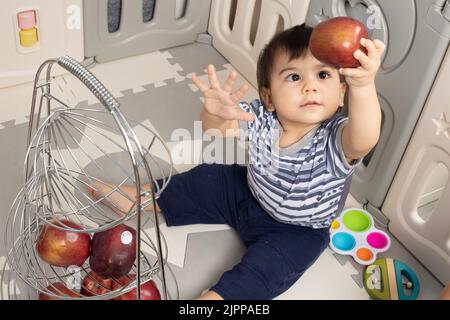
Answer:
[
  {"xmin": 309, "ymin": 17, "xmax": 369, "ymax": 68},
  {"xmin": 36, "ymin": 219, "xmax": 91, "ymax": 268},
  {"xmin": 89, "ymin": 224, "xmax": 136, "ymax": 279},
  {"xmin": 81, "ymin": 271, "xmax": 113, "ymax": 297},
  {"xmin": 39, "ymin": 282, "xmax": 81, "ymax": 300},
  {"xmin": 112, "ymin": 275, "xmax": 161, "ymax": 300}
]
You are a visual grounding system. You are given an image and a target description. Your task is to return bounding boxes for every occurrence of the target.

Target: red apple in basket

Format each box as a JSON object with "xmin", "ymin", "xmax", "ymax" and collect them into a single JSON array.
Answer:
[
  {"xmin": 89, "ymin": 224, "xmax": 136, "ymax": 279},
  {"xmin": 36, "ymin": 219, "xmax": 91, "ymax": 268},
  {"xmin": 112, "ymin": 274, "xmax": 161, "ymax": 300},
  {"xmin": 309, "ymin": 17, "xmax": 369, "ymax": 68},
  {"xmin": 81, "ymin": 271, "xmax": 113, "ymax": 297},
  {"xmin": 39, "ymin": 282, "xmax": 81, "ymax": 300}
]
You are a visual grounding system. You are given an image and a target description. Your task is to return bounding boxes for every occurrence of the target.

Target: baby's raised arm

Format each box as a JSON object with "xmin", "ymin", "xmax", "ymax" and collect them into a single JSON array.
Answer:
[
  {"xmin": 192, "ymin": 64, "xmax": 254, "ymax": 137},
  {"xmin": 339, "ymin": 38, "xmax": 386, "ymax": 163}
]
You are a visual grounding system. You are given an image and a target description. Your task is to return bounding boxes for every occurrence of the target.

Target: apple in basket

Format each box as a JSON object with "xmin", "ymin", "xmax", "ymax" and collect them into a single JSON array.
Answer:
[
  {"xmin": 39, "ymin": 282, "xmax": 81, "ymax": 300},
  {"xmin": 89, "ymin": 224, "xmax": 136, "ymax": 279},
  {"xmin": 36, "ymin": 219, "xmax": 91, "ymax": 268},
  {"xmin": 111, "ymin": 274, "xmax": 161, "ymax": 300},
  {"xmin": 81, "ymin": 271, "xmax": 113, "ymax": 297},
  {"xmin": 309, "ymin": 17, "xmax": 369, "ymax": 68}
]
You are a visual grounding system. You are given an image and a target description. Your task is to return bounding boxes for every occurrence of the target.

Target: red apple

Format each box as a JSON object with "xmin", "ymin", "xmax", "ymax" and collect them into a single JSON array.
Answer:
[
  {"xmin": 39, "ymin": 282, "xmax": 81, "ymax": 300},
  {"xmin": 111, "ymin": 275, "xmax": 161, "ymax": 300},
  {"xmin": 36, "ymin": 219, "xmax": 91, "ymax": 268},
  {"xmin": 81, "ymin": 271, "xmax": 113, "ymax": 297},
  {"xmin": 89, "ymin": 224, "xmax": 136, "ymax": 278},
  {"xmin": 309, "ymin": 17, "xmax": 369, "ymax": 68}
]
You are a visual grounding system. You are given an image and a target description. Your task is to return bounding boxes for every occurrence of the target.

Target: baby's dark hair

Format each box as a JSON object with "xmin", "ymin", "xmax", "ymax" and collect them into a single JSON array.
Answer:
[
  {"xmin": 257, "ymin": 24, "xmax": 345, "ymax": 109},
  {"xmin": 257, "ymin": 24, "xmax": 312, "ymax": 94}
]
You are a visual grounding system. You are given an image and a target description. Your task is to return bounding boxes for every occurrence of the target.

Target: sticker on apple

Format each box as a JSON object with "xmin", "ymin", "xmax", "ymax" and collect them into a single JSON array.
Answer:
[{"xmin": 121, "ymin": 231, "xmax": 133, "ymax": 245}]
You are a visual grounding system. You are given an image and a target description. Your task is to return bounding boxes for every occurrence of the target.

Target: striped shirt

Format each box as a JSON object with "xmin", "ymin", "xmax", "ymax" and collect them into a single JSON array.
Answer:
[{"xmin": 239, "ymin": 99, "xmax": 361, "ymax": 229}]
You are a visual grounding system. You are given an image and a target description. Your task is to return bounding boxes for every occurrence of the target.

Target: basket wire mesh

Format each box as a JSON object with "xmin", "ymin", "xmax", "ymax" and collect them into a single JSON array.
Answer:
[{"xmin": 2, "ymin": 56, "xmax": 178, "ymax": 300}]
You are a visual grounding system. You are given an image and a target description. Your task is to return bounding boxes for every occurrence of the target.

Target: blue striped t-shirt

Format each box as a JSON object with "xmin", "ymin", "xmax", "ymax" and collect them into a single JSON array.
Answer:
[{"xmin": 239, "ymin": 99, "xmax": 361, "ymax": 229}]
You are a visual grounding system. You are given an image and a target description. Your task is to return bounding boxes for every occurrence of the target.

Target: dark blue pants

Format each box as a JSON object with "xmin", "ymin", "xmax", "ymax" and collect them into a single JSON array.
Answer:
[{"xmin": 157, "ymin": 163, "xmax": 330, "ymax": 300}]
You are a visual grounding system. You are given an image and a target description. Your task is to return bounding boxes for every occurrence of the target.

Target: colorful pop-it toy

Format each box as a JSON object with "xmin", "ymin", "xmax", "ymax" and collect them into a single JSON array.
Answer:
[{"xmin": 329, "ymin": 208, "xmax": 391, "ymax": 265}]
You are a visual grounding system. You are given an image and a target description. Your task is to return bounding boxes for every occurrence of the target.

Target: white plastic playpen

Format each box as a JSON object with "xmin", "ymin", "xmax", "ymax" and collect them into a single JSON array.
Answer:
[{"xmin": 0, "ymin": 0, "xmax": 449, "ymax": 286}]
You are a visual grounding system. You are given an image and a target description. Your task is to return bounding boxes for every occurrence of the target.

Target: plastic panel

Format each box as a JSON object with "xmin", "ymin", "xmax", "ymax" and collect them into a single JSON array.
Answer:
[
  {"xmin": 382, "ymin": 45, "xmax": 450, "ymax": 284},
  {"xmin": 0, "ymin": 0, "xmax": 84, "ymax": 89},
  {"xmin": 83, "ymin": 0, "xmax": 212, "ymax": 63},
  {"xmin": 208, "ymin": 0, "xmax": 311, "ymax": 87}
]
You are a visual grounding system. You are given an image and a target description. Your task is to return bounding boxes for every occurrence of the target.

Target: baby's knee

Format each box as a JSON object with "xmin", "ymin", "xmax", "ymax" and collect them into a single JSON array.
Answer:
[
  {"xmin": 210, "ymin": 244, "xmax": 302, "ymax": 300},
  {"xmin": 210, "ymin": 231, "xmax": 329, "ymax": 299}
]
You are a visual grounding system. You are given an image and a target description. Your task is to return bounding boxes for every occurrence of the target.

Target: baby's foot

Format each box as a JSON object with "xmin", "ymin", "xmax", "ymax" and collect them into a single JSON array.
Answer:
[{"xmin": 88, "ymin": 181, "xmax": 157, "ymax": 216}]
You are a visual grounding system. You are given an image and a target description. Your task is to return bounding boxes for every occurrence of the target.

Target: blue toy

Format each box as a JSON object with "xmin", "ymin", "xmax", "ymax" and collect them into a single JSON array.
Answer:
[{"xmin": 364, "ymin": 258, "xmax": 420, "ymax": 300}]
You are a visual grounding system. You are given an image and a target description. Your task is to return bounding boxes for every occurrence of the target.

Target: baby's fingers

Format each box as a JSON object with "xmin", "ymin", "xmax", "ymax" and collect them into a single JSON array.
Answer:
[
  {"xmin": 192, "ymin": 73, "xmax": 208, "ymax": 93},
  {"xmin": 361, "ymin": 38, "xmax": 385, "ymax": 60},
  {"xmin": 231, "ymin": 84, "xmax": 249, "ymax": 104},
  {"xmin": 373, "ymin": 39, "xmax": 386, "ymax": 54},
  {"xmin": 339, "ymin": 67, "xmax": 365, "ymax": 78},
  {"xmin": 353, "ymin": 50, "xmax": 372, "ymax": 69},
  {"xmin": 233, "ymin": 108, "xmax": 255, "ymax": 122},
  {"xmin": 207, "ymin": 64, "xmax": 221, "ymax": 89},
  {"xmin": 219, "ymin": 105, "xmax": 254, "ymax": 122},
  {"xmin": 223, "ymin": 70, "xmax": 238, "ymax": 93}
]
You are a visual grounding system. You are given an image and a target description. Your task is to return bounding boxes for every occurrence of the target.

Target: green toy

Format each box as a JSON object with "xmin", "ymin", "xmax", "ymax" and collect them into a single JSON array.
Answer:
[{"xmin": 363, "ymin": 258, "xmax": 420, "ymax": 300}]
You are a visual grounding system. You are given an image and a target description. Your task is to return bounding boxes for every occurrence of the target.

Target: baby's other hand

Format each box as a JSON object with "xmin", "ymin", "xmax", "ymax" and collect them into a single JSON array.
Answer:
[
  {"xmin": 339, "ymin": 38, "xmax": 386, "ymax": 88},
  {"xmin": 192, "ymin": 65, "xmax": 254, "ymax": 122}
]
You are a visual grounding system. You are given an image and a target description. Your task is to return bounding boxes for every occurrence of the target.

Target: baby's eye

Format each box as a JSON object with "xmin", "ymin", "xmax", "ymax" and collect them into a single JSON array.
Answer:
[
  {"xmin": 318, "ymin": 71, "xmax": 331, "ymax": 79},
  {"xmin": 286, "ymin": 73, "xmax": 301, "ymax": 82}
]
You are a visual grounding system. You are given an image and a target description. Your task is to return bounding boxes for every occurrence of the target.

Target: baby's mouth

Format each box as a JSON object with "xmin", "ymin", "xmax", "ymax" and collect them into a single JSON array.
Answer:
[{"xmin": 300, "ymin": 100, "xmax": 321, "ymax": 108}]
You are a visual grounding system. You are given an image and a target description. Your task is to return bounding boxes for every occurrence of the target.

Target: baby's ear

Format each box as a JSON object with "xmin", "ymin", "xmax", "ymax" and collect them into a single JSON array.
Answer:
[{"xmin": 260, "ymin": 88, "xmax": 275, "ymax": 111}]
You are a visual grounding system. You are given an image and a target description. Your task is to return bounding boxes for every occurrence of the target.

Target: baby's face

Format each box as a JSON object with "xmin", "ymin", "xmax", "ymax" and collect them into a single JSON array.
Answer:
[{"xmin": 265, "ymin": 49, "xmax": 346, "ymax": 128}]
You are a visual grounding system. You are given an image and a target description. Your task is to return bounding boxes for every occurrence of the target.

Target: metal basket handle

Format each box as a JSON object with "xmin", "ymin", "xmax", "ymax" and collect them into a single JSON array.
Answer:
[{"xmin": 57, "ymin": 55, "xmax": 120, "ymax": 112}]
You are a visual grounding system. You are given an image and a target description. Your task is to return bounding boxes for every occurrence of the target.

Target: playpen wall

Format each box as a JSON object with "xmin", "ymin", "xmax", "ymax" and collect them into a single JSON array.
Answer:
[
  {"xmin": 83, "ymin": 0, "xmax": 212, "ymax": 62},
  {"xmin": 208, "ymin": 0, "xmax": 311, "ymax": 87},
  {"xmin": 0, "ymin": 0, "xmax": 84, "ymax": 89},
  {"xmin": 382, "ymin": 46, "xmax": 450, "ymax": 284}
]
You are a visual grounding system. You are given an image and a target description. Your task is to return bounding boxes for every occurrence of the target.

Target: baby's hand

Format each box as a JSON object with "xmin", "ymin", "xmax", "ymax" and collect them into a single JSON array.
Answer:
[
  {"xmin": 192, "ymin": 64, "xmax": 254, "ymax": 122},
  {"xmin": 339, "ymin": 38, "xmax": 386, "ymax": 88}
]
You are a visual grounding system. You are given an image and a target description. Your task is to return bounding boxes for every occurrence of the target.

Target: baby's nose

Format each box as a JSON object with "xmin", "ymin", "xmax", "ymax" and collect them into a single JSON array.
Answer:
[
  {"xmin": 303, "ymin": 84, "xmax": 319, "ymax": 94},
  {"xmin": 302, "ymin": 77, "xmax": 319, "ymax": 93}
]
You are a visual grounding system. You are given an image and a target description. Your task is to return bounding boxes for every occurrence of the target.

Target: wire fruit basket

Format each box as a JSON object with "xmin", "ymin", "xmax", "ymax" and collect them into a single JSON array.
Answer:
[{"xmin": 2, "ymin": 55, "xmax": 178, "ymax": 300}]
